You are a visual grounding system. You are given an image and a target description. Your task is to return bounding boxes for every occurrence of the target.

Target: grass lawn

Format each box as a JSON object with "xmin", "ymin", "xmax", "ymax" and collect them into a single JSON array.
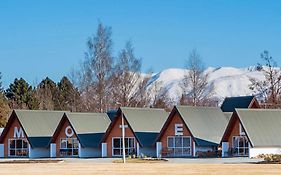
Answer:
[{"xmin": 0, "ymin": 162, "xmax": 281, "ymax": 175}]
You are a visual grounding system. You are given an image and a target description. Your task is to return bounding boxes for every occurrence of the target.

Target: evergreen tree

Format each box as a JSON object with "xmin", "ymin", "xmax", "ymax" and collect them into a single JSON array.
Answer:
[
  {"xmin": 5, "ymin": 78, "xmax": 39, "ymax": 109},
  {"xmin": 57, "ymin": 76, "xmax": 80, "ymax": 112},
  {"xmin": 36, "ymin": 77, "xmax": 58, "ymax": 110}
]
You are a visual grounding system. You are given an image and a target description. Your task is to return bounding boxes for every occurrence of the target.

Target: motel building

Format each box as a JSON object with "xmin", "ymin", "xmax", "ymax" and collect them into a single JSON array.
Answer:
[
  {"xmin": 221, "ymin": 109, "xmax": 281, "ymax": 158},
  {"xmin": 156, "ymin": 106, "xmax": 228, "ymax": 158},
  {"xmin": 102, "ymin": 107, "xmax": 168, "ymax": 157},
  {"xmin": 50, "ymin": 112, "xmax": 111, "ymax": 158},
  {"xmin": 0, "ymin": 110, "xmax": 64, "ymax": 158},
  {"xmin": 221, "ymin": 96, "xmax": 260, "ymax": 121}
]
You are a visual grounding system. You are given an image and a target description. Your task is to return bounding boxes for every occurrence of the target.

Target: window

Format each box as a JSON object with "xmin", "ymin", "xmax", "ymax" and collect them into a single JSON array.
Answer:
[
  {"xmin": 60, "ymin": 138, "xmax": 79, "ymax": 157},
  {"xmin": 112, "ymin": 137, "xmax": 135, "ymax": 156},
  {"xmin": 8, "ymin": 138, "xmax": 29, "ymax": 157},
  {"xmin": 232, "ymin": 136, "xmax": 249, "ymax": 156},
  {"xmin": 167, "ymin": 136, "xmax": 191, "ymax": 156},
  {"xmin": 239, "ymin": 124, "xmax": 246, "ymax": 135}
]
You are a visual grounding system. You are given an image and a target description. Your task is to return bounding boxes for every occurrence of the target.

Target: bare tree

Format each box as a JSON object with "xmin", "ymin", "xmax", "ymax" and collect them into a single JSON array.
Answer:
[
  {"xmin": 250, "ymin": 50, "xmax": 281, "ymax": 108},
  {"xmin": 112, "ymin": 41, "xmax": 142, "ymax": 107},
  {"xmin": 149, "ymin": 80, "xmax": 171, "ymax": 109},
  {"xmin": 180, "ymin": 49, "xmax": 213, "ymax": 106},
  {"xmin": 0, "ymin": 72, "xmax": 10, "ymax": 127},
  {"xmin": 80, "ymin": 22, "xmax": 113, "ymax": 112},
  {"xmin": 130, "ymin": 74, "xmax": 151, "ymax": 107}
]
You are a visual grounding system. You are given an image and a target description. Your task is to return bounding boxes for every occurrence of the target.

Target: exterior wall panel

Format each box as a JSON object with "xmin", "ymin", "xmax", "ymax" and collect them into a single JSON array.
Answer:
[
  {"xmin": 2, "ymin": 117, "xmax": 28, "ymax": 157},
  {"xmin": 53, "ymin": 119, "xmax": 78, "ymax": 157},
  {"xmin": 159, "ymin": 112, "xmax": 194, "ymax": 157},
  {"xmin": 105, "ymin": 115, "xmax": 137, "ymax": 157}
]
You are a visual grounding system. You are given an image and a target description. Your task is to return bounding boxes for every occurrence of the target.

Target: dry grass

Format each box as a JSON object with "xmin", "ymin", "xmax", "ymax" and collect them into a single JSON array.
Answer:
[
  {"xmin": 113, "ymin": 158, "xmax": 167, "ymax": 163},
  {"xmin": 0, "ymin": 162, "xmax": 281, "ymax": 175}
]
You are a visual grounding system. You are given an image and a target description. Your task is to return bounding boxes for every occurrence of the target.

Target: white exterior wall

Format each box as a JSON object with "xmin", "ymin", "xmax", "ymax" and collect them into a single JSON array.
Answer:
[
  {"xmin": 222, "ymin": 142, "xmax": 229, "ymax": 158},
  {"xmin": 80, "ymin": 147, "xmax": 101, "ymax": 158},
  {"xmin": 192, "ymin": 141, "xmax": 196, "ymax": 157},
  {"xmin": 101, "ymin": 143, "xmax": 107, "ymax": 157},
  {"xmin": 249, "ymin": 147, "xmax": 281, "ymax": 158},
  {"xmin": 50, "ymin": 143, "xmax": 56, "ymax": 158},
  {"xmin": 136, "ymin": 143, "xmax": 140, "ymax": 157},
  {"xmin": 156, "ymin": 142, "xmax": 162, "ymax": 158},
  {"xmin": 29, "ymin": 147, "xmax": 50, "ymax": 158},
  {"xmin": 0, "ymin": 144, "xmax": 4, "ymax": 158}
]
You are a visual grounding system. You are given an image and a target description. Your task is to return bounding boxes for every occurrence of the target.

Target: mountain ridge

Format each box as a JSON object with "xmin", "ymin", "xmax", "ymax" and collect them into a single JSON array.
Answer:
[{"xmin": 145, "ymin": 66, "xmax": 270, "ymax": 104}]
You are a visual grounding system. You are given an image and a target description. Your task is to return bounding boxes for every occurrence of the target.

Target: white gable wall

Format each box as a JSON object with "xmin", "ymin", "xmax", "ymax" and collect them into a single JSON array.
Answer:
[{"xmin": 249, "ymin": 147, "xmax": 281, "ymax": 158}]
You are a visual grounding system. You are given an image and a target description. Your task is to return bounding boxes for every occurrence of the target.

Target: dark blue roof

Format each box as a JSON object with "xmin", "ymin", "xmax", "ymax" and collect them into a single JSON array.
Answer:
[
  {"xmin": 135, "ymin": 132, "xmax": 159, "ymax": 147},
  {"xmin": 29, "ymin": 137, "xmax": 51, "ymax": 148},
  {"xmin": 221, "ymin": 96, "xmax": 255, "ymax": 112},
  {"xmin": 106, "ymin": 110, "xmax": 118, "ymax": 121},
  {"xmin": 78, "ymin": 133, "xmax": 104, "ymax": 148},
  {"xmin": 194, "ymin": 137, "xmax": 219, "ymax": 147}
]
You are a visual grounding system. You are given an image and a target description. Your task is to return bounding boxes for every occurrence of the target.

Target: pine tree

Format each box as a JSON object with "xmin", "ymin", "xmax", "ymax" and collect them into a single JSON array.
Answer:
[
  {"xmin": 36, "ymin": 77, "xmax": 58, "ymax": 110},
  {"xmin": 57, "ymin": 76, "xmax": 80, "ymax": 112},
  {"xmin": 5, "ymin": 78, "xmax": 39, "ymax": 109}
]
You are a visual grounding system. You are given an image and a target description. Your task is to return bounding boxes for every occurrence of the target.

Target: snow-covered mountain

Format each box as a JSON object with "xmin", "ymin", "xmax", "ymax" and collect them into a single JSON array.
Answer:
[{"xmin": 144, "ymin": 66, "xmax": 268, "ymax": 104}]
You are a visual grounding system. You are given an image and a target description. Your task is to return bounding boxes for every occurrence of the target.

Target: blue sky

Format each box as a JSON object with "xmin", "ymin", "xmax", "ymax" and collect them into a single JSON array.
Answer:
[{"xmin": 0, "ymin": 0, "xmax": 281, "ymax": 88}]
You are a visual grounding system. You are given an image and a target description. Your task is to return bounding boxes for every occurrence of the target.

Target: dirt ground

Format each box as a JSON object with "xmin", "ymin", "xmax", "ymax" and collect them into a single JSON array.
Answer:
[{"xmin": 0, "ymin": 162, "xmax": 280, "ymax": 175}]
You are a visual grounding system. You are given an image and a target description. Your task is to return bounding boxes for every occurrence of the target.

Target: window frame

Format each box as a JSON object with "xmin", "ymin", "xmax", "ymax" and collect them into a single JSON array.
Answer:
[
  {"xmin": 232, "ymin": 136, "xmax": 249, "ymax": 156},
  {"xmin": 59, "ymin": 138, "xmax": 79, "ymax": 157},
  {"xmin": 8, "ymin": 138, "xmax": 29, "ymax": 157},
  {"xmin": 112, "ymin": 137, "xmax": 135, "ymax": 156},
  {"xmin": 167, "ymin": 136, "xmax": 191, "ymax": 156}
]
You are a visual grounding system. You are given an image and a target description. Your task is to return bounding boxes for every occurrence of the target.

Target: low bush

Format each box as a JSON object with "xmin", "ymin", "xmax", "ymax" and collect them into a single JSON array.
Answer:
[{"xmin": 257, "ymin": 154, "xmax": 281, "ymax": 163}]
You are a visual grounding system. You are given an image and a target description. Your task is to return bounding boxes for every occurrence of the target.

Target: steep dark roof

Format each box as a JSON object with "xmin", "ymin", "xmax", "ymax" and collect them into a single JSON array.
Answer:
[
  {"xmin": 221, "ymin": 96, "xmax": 255, "ymax": 112},
  {"xmin": 106, "ymin": 110, "xmax": 118, "ymax": 121}
]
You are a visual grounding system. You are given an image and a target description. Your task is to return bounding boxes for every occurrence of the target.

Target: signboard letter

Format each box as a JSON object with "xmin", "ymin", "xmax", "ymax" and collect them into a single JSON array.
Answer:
[
  {"xmin": 65, "ymin": 126, "xmax": 74, "ymax": 137},
  {"xmin": 14, "ymin": 127, "xmax": 24, "ymax": 138},
  {"xmin": 175, "ymin": 124, "xmax": 183, "ymax": 136}
]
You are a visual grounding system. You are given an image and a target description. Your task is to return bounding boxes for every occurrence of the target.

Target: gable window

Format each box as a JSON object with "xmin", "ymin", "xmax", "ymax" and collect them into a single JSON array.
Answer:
[
  {"xmin": 112, "ymin": 137, "xmax": 135, "ymax": 156},
  {"xmin": 167, "ymin": 136, "xmax": 191, "ymax": 156},
  {"xmin": 232, "ymin": 136, "xmax": 249, "ymax": 156},
  {"xmin": 239, "ymin": 124, "xmax": 246, "ymax": 135},
  {"xmin": 60, "ymin": 138, "xmax": 79, "ymax": 157},
  {"xmin": 8, "ymin": 138, "xmax": 29, "ymax": 157}
]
